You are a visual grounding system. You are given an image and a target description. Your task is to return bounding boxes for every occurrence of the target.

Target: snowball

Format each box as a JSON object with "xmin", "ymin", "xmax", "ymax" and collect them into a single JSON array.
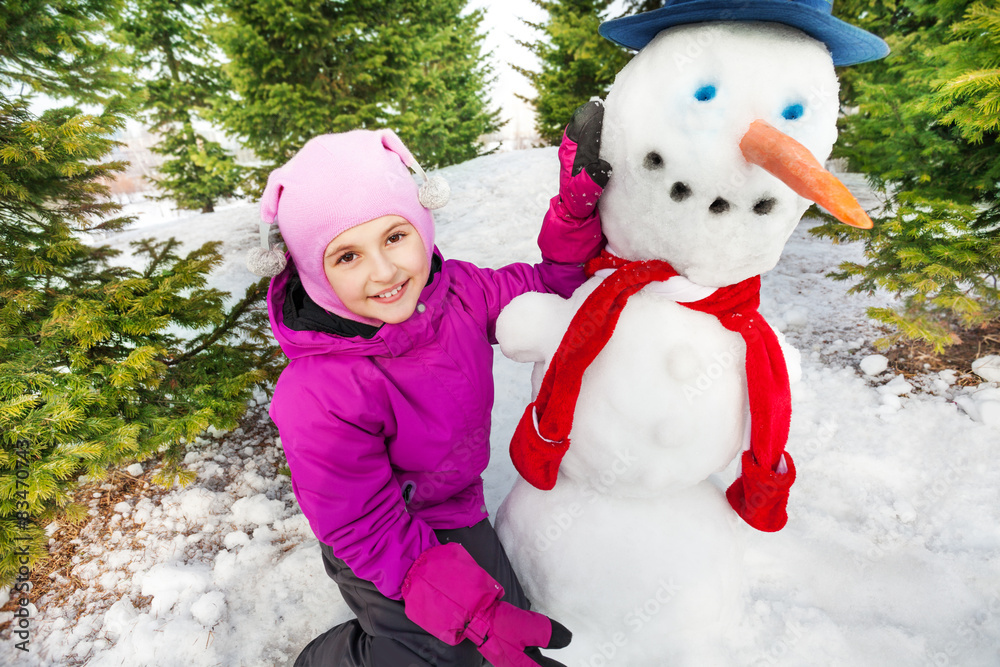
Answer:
[
  {"xmin": 229, "ymin": 494, "xmax": 285, "ymax": 527},
  {"xmin": 972, "ymin": 387, "xmax": 1000, "ymax": 402},
  {"xmin": 99, "ymin": 570, "xmax": 124, "ymax": 590},
  {"xmin": 860, "ymin": 354, "xmax": 889, "ymax": 376},
  {"xmin": 931, "ymin": 380, "xmax": 950, "ymax": 393},
  {"xmin": 223, "ymin": 531, "xmax": 251, "ymax": 550},
  {"xmin": 176, "ymin": 488, "xmax": 219, "ymax": 521},
  {"xmin": 189, "ymin": 591, "xmax": 226, "ymax": 627},
  {"xmin": 880, "ymin": 394, "xmax": 902, "ymax": 411},
  {"xmin": 126, "ymin": 463, "xmax": 144, "ymax": 477},
  {"xmin": 964, "ymin": 387, "xmax": 1000, "ymax": 427},
  {"xmin": 938, "ymin": 369, "xmax": 958, "ymax": 384},
  {"xmin": 879, "ymin": 375, "xmax": 913, "ymax": 396},
  {"xmin": 140, "ymin": 564, "xmax": 211, "ymax": 617},
  {"xmin": 274, "ymin": 513, "xmax": 313, "ymax": 539},
  {"xmin": 971, "ymin": 355, "xmax": 1000, "ymax": 383}
]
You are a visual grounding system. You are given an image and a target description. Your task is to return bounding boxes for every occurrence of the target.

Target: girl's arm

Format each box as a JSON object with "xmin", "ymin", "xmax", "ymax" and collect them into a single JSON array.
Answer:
[
  {"xmin": 496, "ymin": 101, "xmax": 612, "ymax": 301},
  {"xmin": 447, "ymin": 101, "xmax": 611, "ymax": 340},
  {"xmin": 272, "ymin": 366, "xmax": 438, "ymax": 600}
]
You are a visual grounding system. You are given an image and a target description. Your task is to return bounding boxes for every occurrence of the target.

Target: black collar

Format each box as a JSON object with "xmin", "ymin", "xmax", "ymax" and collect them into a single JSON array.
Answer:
[{"xmin": 282, "ymin": 254, "xmax": 442, "ymax": 339}]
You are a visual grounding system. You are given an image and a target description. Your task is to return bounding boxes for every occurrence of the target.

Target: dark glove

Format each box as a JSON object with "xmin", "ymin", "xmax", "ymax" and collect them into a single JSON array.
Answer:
[{"xmin": 557, "ymin": 100, "xmax": 612, "ymax": 219}]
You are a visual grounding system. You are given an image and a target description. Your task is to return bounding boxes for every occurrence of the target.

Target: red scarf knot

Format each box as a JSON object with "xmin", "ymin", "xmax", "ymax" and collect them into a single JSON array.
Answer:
[{"xmin": 508, "ymin": 250, "xmax": 795, "ymax": 532}]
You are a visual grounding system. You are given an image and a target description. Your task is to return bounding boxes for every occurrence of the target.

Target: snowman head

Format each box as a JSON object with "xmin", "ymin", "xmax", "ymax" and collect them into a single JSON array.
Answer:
[
  {"xmin": 600, "ymin": 22, "xmax": 839, "ymax": 287},
  {"xmin": 599, "ymin": 21, "xmax": 858, "ymax": 287}
]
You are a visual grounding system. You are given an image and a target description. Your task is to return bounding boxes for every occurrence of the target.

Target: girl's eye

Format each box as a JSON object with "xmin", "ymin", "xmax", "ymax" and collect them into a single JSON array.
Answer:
[
  {"xmin": 336, "ymin": 251, "xmax": 357, "ymax": 264},
  {"xmin": 386, "ymin": 232, "xmax": 406, "ymax": 245},
  {"xmin": 782, "ymin": 103, "xmax": 805, "ymax": 120},
  {"xmin": 694, "ymin": 85, "xmax": 717, "ymax": 102}
]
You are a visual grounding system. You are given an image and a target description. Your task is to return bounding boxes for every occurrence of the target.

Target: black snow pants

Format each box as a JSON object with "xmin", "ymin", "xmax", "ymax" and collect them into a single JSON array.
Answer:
[{"xmin": 293, "ymin": 518, "xmax": 531, "ymax": 667}]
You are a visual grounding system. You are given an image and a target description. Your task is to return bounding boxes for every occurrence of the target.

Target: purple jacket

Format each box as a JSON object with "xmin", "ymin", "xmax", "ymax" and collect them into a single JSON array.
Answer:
[{"xmin": 267, "ymin": 208, "xmax": 601, "ymax": 600}]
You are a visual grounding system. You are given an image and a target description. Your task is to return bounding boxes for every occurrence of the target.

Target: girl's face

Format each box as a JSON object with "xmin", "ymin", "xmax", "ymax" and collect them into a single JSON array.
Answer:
[{"xmin": 323, "ymin": 215, "xmax": 430, "ymax": 324}]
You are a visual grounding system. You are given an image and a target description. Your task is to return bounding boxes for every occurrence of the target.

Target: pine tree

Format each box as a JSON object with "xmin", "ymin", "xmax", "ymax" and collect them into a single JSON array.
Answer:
[
  {"xmin": 812, "ymin": 0, "xmax": 1000, "ymax": 352},
  {"xmin": 516, "ymin": 0, "xmax": 632, "ymax": 145},
  {"xmin": 390, "ymin": 2, "xmax": 501, "ymax": 169},
  {"xmin": 212, "ymin": 0, "xmax": 499, "ymax": 194},
  {"xmin": 116, "ymin": 0, "xmax": 244, "ymax": 213},
  {"xmin": 0, "ymin": 0, "xmax": 132, "ymax": 102},
  {"xmin": 0, "ymin": 1, "xmax": 281, "ymax": 585}
]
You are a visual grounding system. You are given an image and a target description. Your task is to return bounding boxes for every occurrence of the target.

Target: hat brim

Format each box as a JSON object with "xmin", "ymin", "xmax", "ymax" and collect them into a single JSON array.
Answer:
[{"xmin": 599, "ymin": 2, "xmax": 889, "ymax": 66}]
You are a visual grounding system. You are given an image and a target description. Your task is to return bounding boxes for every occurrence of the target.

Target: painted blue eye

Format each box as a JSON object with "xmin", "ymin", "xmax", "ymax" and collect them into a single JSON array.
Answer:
[
  {"xmin": 694, "ymin": 85, "xmax": 717, "ymax": 102},
  {"xmin": 782, "ymin": 103, "xmax": 805, "ymax": 120}
]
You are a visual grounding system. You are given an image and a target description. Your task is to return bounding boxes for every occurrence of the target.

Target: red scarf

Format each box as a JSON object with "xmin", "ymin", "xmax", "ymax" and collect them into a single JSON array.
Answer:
[{"xmin": 509, "ymin": 251, "xmax": 796, "ymax": 532}]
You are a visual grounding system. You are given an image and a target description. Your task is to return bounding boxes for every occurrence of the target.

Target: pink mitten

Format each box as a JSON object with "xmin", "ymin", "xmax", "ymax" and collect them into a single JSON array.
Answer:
[
  {"xmin": 538, "ymin": 101, "xmax": 610, "ymax": 264},
  {"xmin": 402, "ymin": 543, "xmax": 572, "ymax": 667},
  {"xmin": 557, "ymin": 100, "xmax": 612, "ymax": 218}
]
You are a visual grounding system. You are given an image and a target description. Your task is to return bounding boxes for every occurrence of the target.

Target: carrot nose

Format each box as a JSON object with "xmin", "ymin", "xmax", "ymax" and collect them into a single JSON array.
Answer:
[{"xmin": 739, "ymin": 119, "xmax": 873, "ymax": 229}]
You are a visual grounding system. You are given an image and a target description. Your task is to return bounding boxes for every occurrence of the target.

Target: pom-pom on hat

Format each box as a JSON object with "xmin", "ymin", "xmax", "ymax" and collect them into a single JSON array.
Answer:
[
  {"xmin": 599, "ymin": 0, "xmax": 889, "ymax": 66},
  {"xmin": 249, "ymin": 129, "xmax": 449, "ymax": 326}
]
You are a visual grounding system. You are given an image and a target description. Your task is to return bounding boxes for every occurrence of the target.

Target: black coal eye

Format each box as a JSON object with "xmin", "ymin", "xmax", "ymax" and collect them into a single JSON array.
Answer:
[
  {"xmin": 753, "ymin": 198, "xmax": 777, "ymax": 215},
  {"xmin": 644, "ymin": 152, "xmax": 664, "ymax": 170}
]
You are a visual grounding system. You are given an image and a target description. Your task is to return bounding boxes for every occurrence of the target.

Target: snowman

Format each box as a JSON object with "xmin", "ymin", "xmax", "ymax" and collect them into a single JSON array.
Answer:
[{"xmin": 494, "ymin": 1, "xmax": 888, "ymax": 664}]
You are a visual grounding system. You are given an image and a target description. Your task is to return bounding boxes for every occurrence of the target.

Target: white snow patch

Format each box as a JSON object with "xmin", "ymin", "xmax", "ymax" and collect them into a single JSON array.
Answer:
[
  {"xmin": 190, "ymin": 590, "xmax": 226, "ymax": 627},
  {"xmin": 971, "ymin": 355, "xmax": 1000, "ymax": 383},
  {"xmin": 879, "ymin": 374, "xmax": 913, "ymax": 396},
  {"xmin": 229, "ymin": 494, "xmax": 285, "ymax": 527},
  {"xmin": 860, "ymin": 354, "xmax": 889, "ymax": 376},
  {"xmin": 140, "ymin": 563, "xmax": 211, "ymax": 617}
]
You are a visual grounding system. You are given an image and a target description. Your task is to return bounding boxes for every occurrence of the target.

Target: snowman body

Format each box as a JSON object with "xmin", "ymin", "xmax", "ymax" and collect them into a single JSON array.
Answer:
[
  {"xmin": 496, "ymin": 21, "xmax": 838, "ymax": 665},
  {"xmin": 497, "ymin": 281, "xmax": 751, "ymax": 664}
]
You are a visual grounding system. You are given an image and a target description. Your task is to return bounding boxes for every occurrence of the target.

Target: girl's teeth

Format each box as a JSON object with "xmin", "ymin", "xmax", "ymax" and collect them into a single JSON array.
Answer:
[{"xmin": 376, "ymin": 285, "xmax": 402, "ymax": 299}]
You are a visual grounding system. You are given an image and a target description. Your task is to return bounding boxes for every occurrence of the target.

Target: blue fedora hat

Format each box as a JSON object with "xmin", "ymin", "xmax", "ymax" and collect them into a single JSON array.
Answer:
[{"xmin": 599, "ymin": 0, "xmax": 889, "ymax": 66}]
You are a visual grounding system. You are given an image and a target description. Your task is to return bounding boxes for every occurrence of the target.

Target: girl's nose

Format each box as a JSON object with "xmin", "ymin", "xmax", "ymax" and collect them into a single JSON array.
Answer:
[{"xmin": 370, "ymin": 250, "xmax": 397, "ymax": 282}]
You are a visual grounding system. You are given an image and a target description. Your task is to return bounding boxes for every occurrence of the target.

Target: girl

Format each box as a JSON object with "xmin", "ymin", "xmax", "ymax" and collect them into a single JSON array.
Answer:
[{"xmin": 251, "ymin": 106, "xmax": 609, "ymax": 667}]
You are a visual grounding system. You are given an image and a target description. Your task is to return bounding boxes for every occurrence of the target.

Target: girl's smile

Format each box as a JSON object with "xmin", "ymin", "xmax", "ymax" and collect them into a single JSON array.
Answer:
[
  {"xmin": 323, "ymin": 214, "xmax": 430, "ymax": 324},
  {"xmin": 372, "ymin": 280, "xmax": 408, "ymax": 302}
]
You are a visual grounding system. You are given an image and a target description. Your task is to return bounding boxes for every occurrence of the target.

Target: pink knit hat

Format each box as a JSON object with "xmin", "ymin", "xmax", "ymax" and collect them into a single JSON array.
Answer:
[{"xmin": 248, "ymin": 129, "xmax": 449, "ymax": 325}]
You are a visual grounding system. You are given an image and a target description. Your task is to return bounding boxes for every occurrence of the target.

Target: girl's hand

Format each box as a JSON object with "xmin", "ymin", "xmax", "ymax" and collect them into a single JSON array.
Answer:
[
  {"xmin": 402, "ymin": 543, "xmax": 573, "ymax": 666},
  {"xmin": 557, "ymin": 100, "xmax": 612, "ymax": 219}
]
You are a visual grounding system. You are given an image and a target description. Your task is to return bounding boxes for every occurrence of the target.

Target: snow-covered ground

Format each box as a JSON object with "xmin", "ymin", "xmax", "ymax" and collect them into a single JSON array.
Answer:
[{"xmin": 2, "ymin": 148, "xmax": 999, "ymax": 666}]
